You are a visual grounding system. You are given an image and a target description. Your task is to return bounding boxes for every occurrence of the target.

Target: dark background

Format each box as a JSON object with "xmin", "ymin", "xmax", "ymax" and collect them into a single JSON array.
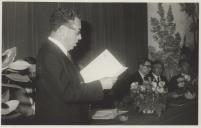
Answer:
[{"xmin": 2, "ymin": 2, "xmax": 148, "ymax": 73}]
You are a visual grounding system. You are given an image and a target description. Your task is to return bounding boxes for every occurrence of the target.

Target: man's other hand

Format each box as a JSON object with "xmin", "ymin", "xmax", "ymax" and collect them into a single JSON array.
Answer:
[{"xmin": 99, "ymin": 77, "xmax": 118, "ymax": 90}]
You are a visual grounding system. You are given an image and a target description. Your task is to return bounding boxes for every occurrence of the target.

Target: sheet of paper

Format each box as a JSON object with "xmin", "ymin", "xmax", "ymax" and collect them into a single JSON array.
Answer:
[
  {"xmin": 92, "ymin": 109, "xmax": 128, "ymax": 120},
  {"xmin": 80, "ymin": 49, "xmax": 127, "ymax": 83}
]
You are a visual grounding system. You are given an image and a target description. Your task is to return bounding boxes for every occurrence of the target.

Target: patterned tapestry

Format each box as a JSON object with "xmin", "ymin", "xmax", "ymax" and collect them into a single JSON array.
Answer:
[{"xmin": 147, "ymin": 3, "xmax": 198, "ymax": 81}]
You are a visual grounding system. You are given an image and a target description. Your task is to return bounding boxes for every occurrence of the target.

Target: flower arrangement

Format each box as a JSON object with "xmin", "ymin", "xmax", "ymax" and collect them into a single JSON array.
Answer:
[
  {"xmin": 177, "ymin": 74, "xmax": 191, "ymax": 88},
  {"xmin": 115, "ymin": 77, "xmax": 168, "ymax": 117},
  {"xmin": 176, "ymin": 74, "xmax": 197, "ymax": 99}
]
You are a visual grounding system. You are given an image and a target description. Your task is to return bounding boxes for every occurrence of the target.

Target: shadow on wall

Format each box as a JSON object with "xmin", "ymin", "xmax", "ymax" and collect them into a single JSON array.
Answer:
[{"xmin": 70, "ymin": 20, "xmax": 92, "ymax": 65}]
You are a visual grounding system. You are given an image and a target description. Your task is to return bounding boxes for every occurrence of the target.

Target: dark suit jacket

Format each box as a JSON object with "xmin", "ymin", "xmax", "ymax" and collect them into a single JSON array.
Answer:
[
  {"xmin": 35, "ymin": 41, "xmax": 103, "ymax": 124},
  {"xmin": 168, "ymin": 74, "xmax": 186, "ymax": 93}
]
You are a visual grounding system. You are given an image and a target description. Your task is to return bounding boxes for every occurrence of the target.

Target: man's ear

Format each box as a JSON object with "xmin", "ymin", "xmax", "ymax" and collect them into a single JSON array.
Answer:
[
  {"xmin": 57, "ymin": 25, "xmax": 71, "ymax": 37},
  {"xmin": 58, "ymin": 25, "xmax": 67, "ymax": 33},
  {"xmin": 139, "ymin": 64, "xmax": 143, "ymax": 69}
]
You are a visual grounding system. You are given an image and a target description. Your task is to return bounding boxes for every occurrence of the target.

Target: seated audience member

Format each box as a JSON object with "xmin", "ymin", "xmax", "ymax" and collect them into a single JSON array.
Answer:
[
  {"xmin": 149, "ymin": 60, "xmax": 168, "ymax": 91},
  {"xmin": 168, "ymin": 59, "xmax": 197, "ymax": 100},
  {"xmin": 132, "ymin": 58, "xmax": 152, "ymax": 83},
  {"xmin": 112, "ymin": 58, "xmax": 152, "ymax": 100}
]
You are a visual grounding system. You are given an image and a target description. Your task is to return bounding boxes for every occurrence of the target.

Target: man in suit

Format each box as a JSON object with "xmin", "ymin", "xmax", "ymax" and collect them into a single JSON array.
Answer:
[
  {"xmin": 131, "ymin": 58, "xmax": 152, "ymax": 85},
  {"xmin": 35, "ymin": 8, "xmax": 117, "ymax": 125},
  {"xmin": 168, "ymin": 59, "xmax": 196, "ymax": 99},
  {"xmin": 112, "ymin": 58, "xmax": 152, "ymax": 100},
  {"xmin": 149, "ymin": 60, "xmax": 168, "ymax": 90}
]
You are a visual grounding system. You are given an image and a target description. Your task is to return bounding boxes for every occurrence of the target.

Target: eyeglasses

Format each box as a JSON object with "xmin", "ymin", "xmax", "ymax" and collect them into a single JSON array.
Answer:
[
  {"xmin": 66, "ymin": 24, "xmax": 81, "ymax": 35},
  {"xmin": 144, "ymin": 64, "xmax": 151, "ymax": 68}
]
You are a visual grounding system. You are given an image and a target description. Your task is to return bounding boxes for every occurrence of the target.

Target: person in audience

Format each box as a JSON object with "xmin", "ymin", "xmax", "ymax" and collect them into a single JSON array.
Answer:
[
  {"xmin": 112, "ymin": 58, "xmax": 152, "ymax": 100},
  {"xmin": 168, "ymin": 59, "xmax": 197, "ymax": 100},
  {"xmin": 35, "ymin": 8, "xmax": 117, "ymax": 124},
  {"xmin": 131, "ymin": 58, "xmax": 152, "ymax": 84},
  {"xmin": 149, "ymin": 60, "xmax": 168, "ymax": 91}
]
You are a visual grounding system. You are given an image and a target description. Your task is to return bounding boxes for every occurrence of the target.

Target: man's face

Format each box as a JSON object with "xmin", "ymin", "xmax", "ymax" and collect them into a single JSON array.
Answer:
[
  {"xmin": 139, "ymin": 61, "xmax": 151, "ymax": 75},
  {"xmin": 61, "ymin": 17, "xmax": 82, "ymax": 51},
  {"xmin": 152, "ymin": 64, "xmax": 163, "ymax": 76}
]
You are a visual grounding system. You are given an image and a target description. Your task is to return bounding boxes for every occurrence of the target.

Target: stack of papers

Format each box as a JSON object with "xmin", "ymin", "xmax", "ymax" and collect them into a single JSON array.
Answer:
[
  {"xmin": 92, "ymin": 109, "xmax": 128, "ymax": 120},
  {"xmin": 80, "ymin": 49, "xmax": 127, "ymax": 83}
]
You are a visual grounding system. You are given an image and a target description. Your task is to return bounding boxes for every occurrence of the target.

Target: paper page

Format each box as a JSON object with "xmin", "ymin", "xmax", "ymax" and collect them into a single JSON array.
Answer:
[
  {"xmin": 92, "ymin": 109, "xmax": 128, "ymax": 120},
  {"xmin": 92, "ymin": 109, "xmax": 117, "ymax": 119},
  {"xmin": 80, "ymin": 49, "xmax": 127, "ymax": 83}
]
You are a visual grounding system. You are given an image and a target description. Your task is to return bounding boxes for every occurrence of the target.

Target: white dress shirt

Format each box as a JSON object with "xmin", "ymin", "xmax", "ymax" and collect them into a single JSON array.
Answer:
[
  {"xmin": 152, "ymin": 73, "xmax": 160, "ymax": 82},
  {"xmin": 48, "ymin": 37, "xmax": 68, "ymax": 56},
  {"xmin": 138, "ymin": 71, "xmax": 145, "ymax": 81}
]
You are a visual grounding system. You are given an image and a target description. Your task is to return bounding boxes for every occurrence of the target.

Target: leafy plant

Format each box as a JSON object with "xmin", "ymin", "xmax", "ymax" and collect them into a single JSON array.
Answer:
[{"xmin": 149, "ymin": 3, "xmax": 182, "ymax": 80}]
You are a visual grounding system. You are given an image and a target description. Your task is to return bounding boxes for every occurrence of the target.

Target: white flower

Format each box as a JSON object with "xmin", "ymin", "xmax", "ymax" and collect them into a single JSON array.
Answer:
[
  {"xmin": 152, "ymin": 86, "xmax": 157, "ymax": 91},
  {"xmin": 184, "ymin": 74, "xmax": 191, "ymax": 82},
  {"xmin": 177, "ymin": 77, "xmax": 185, "ymax": 82},
  {"xmin": 130, "ymin": 82, "xmax": 138, "ymax": 90},
  {"xmin": 156, "ymin": 86, "xmax": 165, "ymax": 93},
  {"xmin": 152, "ymin": 82, "xmax": 157, "ymax": 88},
  {"xmin": 177, "ymin": 82, "xmax": 185, "ymax": 88},
  {"xmin": 184, "ymin": 91, "xmax": 196, "ymax": 99},
  {"xmin": 151, "ymin": 82, "xmax": 157, "ymax": 91},
  {"xmin": 140, "ymin": 85, "xmax": 146, "ymax": 92},
  {"xmin": 158, "ymin": 81, "xmax": 165, "ymax": 87}
]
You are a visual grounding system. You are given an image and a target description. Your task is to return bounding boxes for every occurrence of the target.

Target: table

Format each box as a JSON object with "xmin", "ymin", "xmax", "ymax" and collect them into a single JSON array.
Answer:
[
  {"xmin": 2, "ymin": 99, "xmax": 198, "ymax": 125},
  {"xmin": 91, "ymin": 100, "xmax": 198, "ymax": 125}
]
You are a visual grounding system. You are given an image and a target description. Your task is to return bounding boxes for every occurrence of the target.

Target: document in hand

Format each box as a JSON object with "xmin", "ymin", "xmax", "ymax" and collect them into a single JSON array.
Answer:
[{"xmin": 80, "ymin": 49, "xmax": 127, "ymax": 83}]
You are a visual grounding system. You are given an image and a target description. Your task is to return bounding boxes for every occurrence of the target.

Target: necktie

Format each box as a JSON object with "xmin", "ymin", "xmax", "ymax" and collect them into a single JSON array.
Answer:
[{"xmin": 157, "ymin": 76, "xmax": 160, "ymax": 82}]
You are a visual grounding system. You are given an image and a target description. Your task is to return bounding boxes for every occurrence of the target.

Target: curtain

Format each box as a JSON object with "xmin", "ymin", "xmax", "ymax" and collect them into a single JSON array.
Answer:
[{"xmin": 2, "ymin": 2, "xmax": 147, "ymax": 73}]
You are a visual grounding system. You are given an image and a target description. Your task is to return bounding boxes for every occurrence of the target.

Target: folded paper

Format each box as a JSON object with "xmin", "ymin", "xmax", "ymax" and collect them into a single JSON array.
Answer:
[
  {"xmin": 92, "ymin": 109, "xmax": 128, "ymax": 119},
  {"xmin": 80, "ymin": 49, "xmax": 127, "ymax": 83}
]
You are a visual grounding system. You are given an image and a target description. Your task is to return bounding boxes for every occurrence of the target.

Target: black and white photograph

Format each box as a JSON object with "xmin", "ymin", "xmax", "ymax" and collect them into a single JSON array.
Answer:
[{"xmin": 1, "ymin": 1, "xmax": 199, "ymax": 125}]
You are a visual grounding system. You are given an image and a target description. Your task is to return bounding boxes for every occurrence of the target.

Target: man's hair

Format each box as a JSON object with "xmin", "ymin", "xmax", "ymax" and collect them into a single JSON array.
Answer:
[
  {"xmin": 137, "ymin": 58, "xmax": 151, "ymax": 67},
  {"xmin": 49, "ymin": 8, "xmax": 80, "ymax": 31}
]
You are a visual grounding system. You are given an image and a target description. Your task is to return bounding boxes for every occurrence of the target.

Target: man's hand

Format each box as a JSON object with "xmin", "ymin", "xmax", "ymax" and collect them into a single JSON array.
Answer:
[{"xmin": 99, "ymin": 77, "xmax": 118, "ymax": 90}]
